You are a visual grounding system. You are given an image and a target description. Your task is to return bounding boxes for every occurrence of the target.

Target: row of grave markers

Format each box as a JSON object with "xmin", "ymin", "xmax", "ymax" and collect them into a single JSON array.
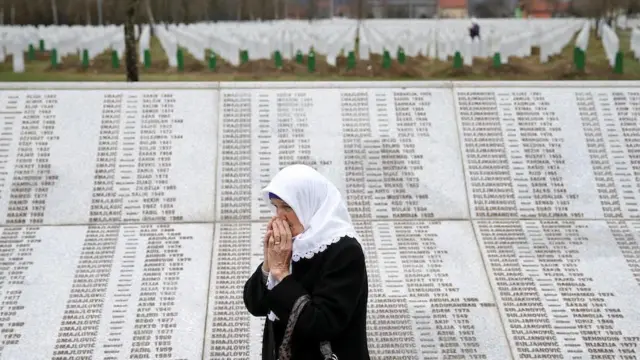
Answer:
[{"xmin": 2, "ymin": 18, "xmax": 638, "ymax": 74}]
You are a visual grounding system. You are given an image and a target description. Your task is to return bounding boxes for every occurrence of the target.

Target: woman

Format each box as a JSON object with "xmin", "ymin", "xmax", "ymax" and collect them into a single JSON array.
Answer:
[{"xmin": 243, "ymin": 164, "xmax": 370, "ymax": 360}]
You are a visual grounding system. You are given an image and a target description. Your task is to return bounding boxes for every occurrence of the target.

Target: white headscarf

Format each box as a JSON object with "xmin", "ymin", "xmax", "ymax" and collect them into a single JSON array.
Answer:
[
  {"xmin": 261, "ymin": 164, "xmax": 360, "ymax": 321},
  {"xmin": 262, "ymin": 164, "xmax": 360, "ymax": 262}
]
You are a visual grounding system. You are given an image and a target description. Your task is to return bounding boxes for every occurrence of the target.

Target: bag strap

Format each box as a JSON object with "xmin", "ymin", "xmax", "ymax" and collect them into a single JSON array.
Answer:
[
  {"xmin": 277, "ymin": 295, "xmax": 338, "ymax": 360},
  {"xmin": 320, "ymin": 341, "xmax": 338, "ymax": 360}
]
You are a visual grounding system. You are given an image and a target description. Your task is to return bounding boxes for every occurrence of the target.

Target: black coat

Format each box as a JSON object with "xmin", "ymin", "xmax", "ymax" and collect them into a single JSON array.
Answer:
[{"xmin": 243, "ymin": 236, "xmax": 370, "ymax": 360}]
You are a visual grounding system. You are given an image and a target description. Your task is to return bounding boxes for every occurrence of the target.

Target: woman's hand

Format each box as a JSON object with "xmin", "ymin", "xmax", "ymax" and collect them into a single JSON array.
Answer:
[
  {"xmin": 268, "ymin": 219, "xmax": 293, "ymax": 281},
  {"xmin": 262, "ymin": 217, "xmax": 276, "ymax": 272}
]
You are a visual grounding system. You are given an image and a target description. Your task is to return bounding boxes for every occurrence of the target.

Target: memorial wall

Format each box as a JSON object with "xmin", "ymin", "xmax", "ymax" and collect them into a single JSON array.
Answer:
[{"xmin": 0, "ymin": 81, "xmax": 638, "ymax": 360}]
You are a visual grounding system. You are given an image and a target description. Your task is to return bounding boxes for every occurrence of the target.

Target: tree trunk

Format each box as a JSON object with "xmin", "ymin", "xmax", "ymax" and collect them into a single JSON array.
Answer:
[
  {"xmin": 145, "ymin": 0, "xmax": 155, "ymax": 35},
  {"xmin": 85, "ymin": 0, "xmax": 91, "ymax": 24},
  {"xmin": 125, "ymin": 0, "xmax": 140, "ymax": 82},
  {"xmin": 97, "ymin": 0, "xmax": 103, "ymax": 24},
  {"xmin": 51, "ymin": 0, "xmax": 58, "ymax": 24}
]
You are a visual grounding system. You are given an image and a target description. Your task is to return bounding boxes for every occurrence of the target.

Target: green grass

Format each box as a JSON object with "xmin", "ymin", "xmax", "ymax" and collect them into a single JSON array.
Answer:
[{"xmin": 1, "ymin": 30, "xmax": 639, "ymax": 82}]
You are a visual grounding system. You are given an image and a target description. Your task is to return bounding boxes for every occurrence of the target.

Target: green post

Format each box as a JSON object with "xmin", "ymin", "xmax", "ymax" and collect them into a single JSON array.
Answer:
[
  {"xmin": 274, "ymin": 51, "xmax": 283, "ymax": 69},
  {"xmin": 144, "ymin": 49, "xmax": 151, "ymax": 68},
  {"xmin": 50, "ymin": 48, "xmax": 58, "ymax": 68},
  {"xmin": 82, "ymin": 49, "xmax": 90, "ymax": 69},
  {"xmin": 307, "ymin": 50, "xmax": 316, "ymax": 72},
  {"xmin": 382, "ymin": 50, "xmax": 391, "ymax": 69},
  {"xmin": 347, "ymin": 51, "xmax": 356, "ymax": 70},
  {"xmin": 177, "ymin": 49, "xmax": 184, "ymax": 71},
  {"xmin": 573, "ymin": 47, "xmax": 586, "ymax": 71},
  {"xmin": 397, "ymin": 47, "xmax": 406, "ymax": 64},
  {"xmin": 28, "ymin": 44, "xmax": 35, "ymax": 60},
  {"xmin": 240, "ymin": 50, "xmax": 249, "ymax": 64},
  {"xmin": 614, "ymin": 51, "xmax": 623, "ymax": 74},
  {"xmin": 39, "ymin": 39, "xmax": 45, "ymax": 51},
  {"xmin": 575, "ymin": 48, "xmax": 585, "ymax": 72},
  {"xmin": 453, "ymin": 51, "xmax": 463, "ymax": 69},
  {"xmin": 296, "ymin": 50, "xmax": 303, "ymax": 64},
  {"xmin": 493, "ymin": 53, "xmax": 501, "ymax": 68},
  {"xmin": 209, "ymin": 52, "xmax": 217, "ymax": 70},
  {"xmin": 111, "ymin": 50, "xmax": 119, "ymax": 69}
]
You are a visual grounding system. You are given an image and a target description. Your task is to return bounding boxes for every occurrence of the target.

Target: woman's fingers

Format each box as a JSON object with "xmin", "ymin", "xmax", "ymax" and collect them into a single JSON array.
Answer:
[
  {"xmin": 269, "ymin": 235, "xmax": 275, "ymax": 247},
  {"xmin": 272, "ymin": 220, "xmax": 282, "ymax": 244},
  {"xmin": 283, "ymin": 222, "xmax": 292, "ymax": 248}
]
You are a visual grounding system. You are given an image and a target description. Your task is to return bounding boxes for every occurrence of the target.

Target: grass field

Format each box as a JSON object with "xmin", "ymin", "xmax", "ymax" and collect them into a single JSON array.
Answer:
[{"xmin": 1, "ymin": 30, "xmax": 639, "ymax": 82}]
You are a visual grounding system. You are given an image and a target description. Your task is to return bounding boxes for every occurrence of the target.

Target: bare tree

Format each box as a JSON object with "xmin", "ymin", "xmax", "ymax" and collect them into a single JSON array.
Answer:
[
  {"xmin": 473, "ymin": 0, "xmax": 507, "ymax": 17},
  {"xmin": 51, "ymin": 0, "xmax": 58, "ymax": 24},
  {"xmin": 308, "ymin": 0, "xmax": 316, "ymax": 19},
  {"xmin": 124, "ymin": 0, "xmax": 140, "ymax": 81}
]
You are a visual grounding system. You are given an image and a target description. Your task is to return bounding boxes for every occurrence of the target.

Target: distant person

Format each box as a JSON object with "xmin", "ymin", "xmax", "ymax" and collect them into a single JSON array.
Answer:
[{"xmin": 469, "ymin": 18, "xmax": 480, "ymax": 40}]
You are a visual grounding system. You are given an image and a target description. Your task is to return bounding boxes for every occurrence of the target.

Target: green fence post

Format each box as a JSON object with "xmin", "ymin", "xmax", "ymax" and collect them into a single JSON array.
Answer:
[
  {"xmin": 39, "ymin": 39, "xmax": 45, "ymax": 51},
  {"xmin": 493, "ymin": 52, "xmax": 501, "ymax": 68},
  {"xmin": 111, "ymin": 50, "xmax": 120, "ymax": 68},
  {"xmin": 274, "ymin": 51, "xmax": 283, "ymax": 69},
  {"xmin": 144, "ymin": 49, "xmax": 151, "ymax": 68},
  {"xmin": 614, "ymin": 51, "xmax": 623, "ymax": 74},
  {"xmin": 307, "ymin": 50, "xmax": 316, "ymax": 72},
  {"xmin": 50, "ymin": 48, "xmax": 58, "ymax": 68},
  {"xmin": 382, "ymin": 50, "xmax": 391, "ymax": 69},
  {"xmin": 240, "ymin": 50, "xmax": 249, "ymax": 64},
  {"xmin": 577, "ymin": 49, "xmax": 585, "ymax": 71},
  {"xmin": 347, "ymin": 51, "xmax": 356, "ymax": 70},
  {"xmin": 28, "ymin": 44, "xmax": 35, "ymax": 60},
  {"xmin": 296, "ymin": 50, "xmax": 303, "ymax": 64},
  {"xmin": 177, "ymin": 49, "xmax": 184, "ymax": 71},
  {"xmin": 397, "ymin": 47, "xmax": 406, "ymax": 64},
  {"xmin": 82, "ymin": 49, "xmax": 90, "ymax": 69},
  {"xmin": 453, "ymin": 51, "xmax": 463, "ymax": 69},
  {"xmin": 209, "ymin": 52, "xmax": 217, "ymax": 70}
]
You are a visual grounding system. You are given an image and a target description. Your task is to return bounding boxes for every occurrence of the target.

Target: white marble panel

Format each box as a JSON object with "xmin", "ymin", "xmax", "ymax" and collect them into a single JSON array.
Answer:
[
  {"xmin": 0, "ymin": 223, "xmax": 213, "ymax": 360},
  {"xmin": 455, "ymin": 87, "xmax": 640, "ymax": 220},
  {"xmin": 362, "ymin": 220, "xmax": 512, "ymax": 360},
  {"xmin": 206, "ymin": 221, "xmax": 512, "ymax": 360},
  {"xmin": 0, "ymin": 89, "xmax": 217, "ymax": 226},
  {"xmin": 206, "ymin": 222, "xmax": 255, "ymax": 360},
  {"xmin": 474, "ymin": 219, "xmax": 640, "ymax": 359},
  {"xmin": 216, "ymin": 87, "xmax": 469, "ymax": 221}
]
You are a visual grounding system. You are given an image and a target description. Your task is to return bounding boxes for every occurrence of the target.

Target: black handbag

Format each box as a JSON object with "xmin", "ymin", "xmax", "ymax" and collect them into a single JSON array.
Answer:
[{"xmin": 274, "ymin": 295, "xmax": 338, "ymax": 360}]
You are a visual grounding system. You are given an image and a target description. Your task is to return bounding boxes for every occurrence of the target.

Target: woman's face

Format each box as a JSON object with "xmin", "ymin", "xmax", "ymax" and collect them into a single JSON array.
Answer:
[{"xmin": 270, "ymin": 198, "xmax": 304, "ymax": 237}]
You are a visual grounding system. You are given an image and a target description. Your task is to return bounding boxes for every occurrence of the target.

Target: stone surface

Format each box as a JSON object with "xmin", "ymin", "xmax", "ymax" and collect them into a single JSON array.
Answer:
[
  {"xmin": 0, "ymin": 90, "xmax": 217, "ymax": 226},
  {"xmin": 0, "ymin": 81, "xmax": 639, "ymax": 360},
  {"xmin": 215, "ymin": 88, "xmax": 469, "ymax": 222},
  {"xmin": 206, "ymin": 221, "xmax": 511, "ymax": 360},
  {"xmin": 0, "ymin": 223, "xmax": 213, "ymax": 359},
  {"xmin": 455, "ymin": 87, "xmax": 640, "ymax": 219},
  {"xmin": 474, "ymin": 220, "xmax": 640, "ymax": 360}
]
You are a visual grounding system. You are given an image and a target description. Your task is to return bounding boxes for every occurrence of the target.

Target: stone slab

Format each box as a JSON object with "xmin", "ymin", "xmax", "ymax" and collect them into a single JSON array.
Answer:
[
  {"xmin": 0, "ymin": 90, "xmax": 217, "ymax": 226},
  {"xmin": 0, "ymin": 223, "xmax": 213, "ymax": 360},
  {"xmin": 215, "ymin": 88, "xmax": 469, "ymax": 221},
  {"xmin": 474, "ymin": 219, "xmax": 640, "ymax": 359},
  {"xmin": 206, "ymin": 220, "xmax": 512, "ymax": 360},
  {"xmin": 455, "ymin": 87, "xmax": 640, "ymax": 219}
]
